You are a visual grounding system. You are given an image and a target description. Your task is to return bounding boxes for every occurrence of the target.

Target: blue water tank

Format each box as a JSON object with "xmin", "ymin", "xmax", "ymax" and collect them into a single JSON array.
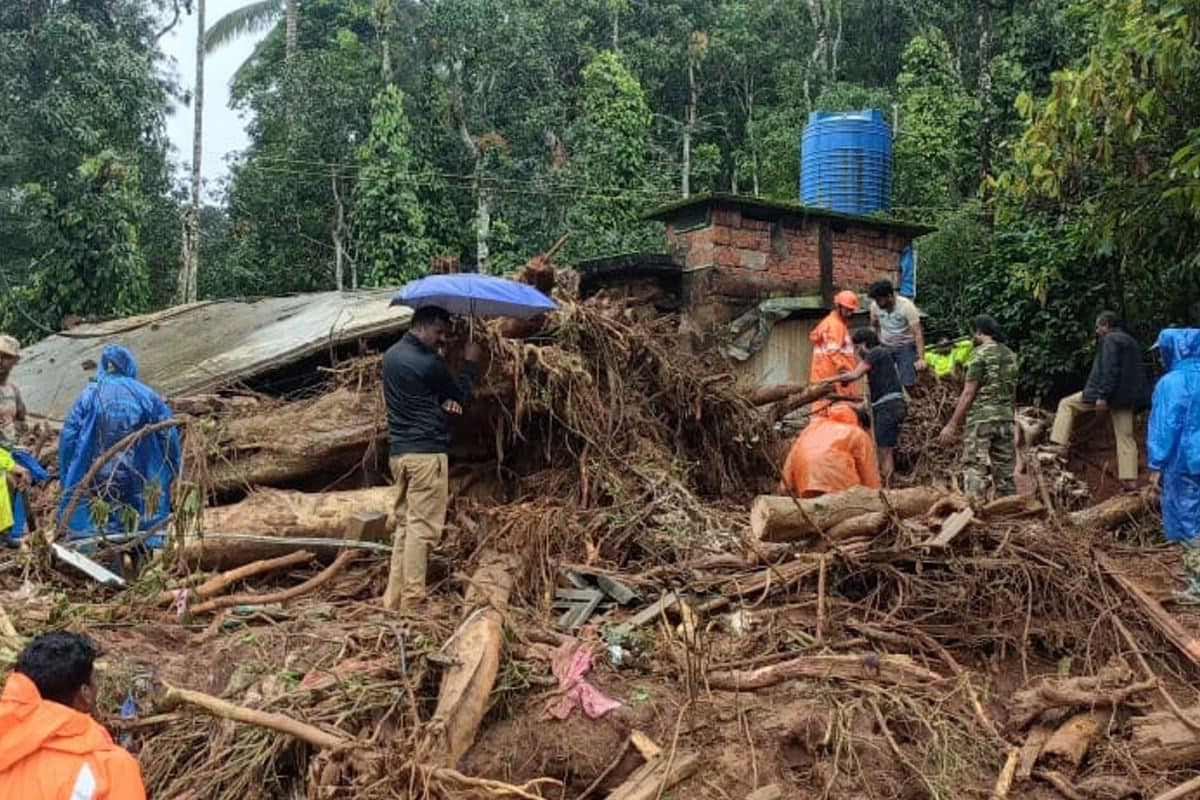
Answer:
[{"xmin": 800, "ymin": 109, "xmax": 893, "ymax": 215}]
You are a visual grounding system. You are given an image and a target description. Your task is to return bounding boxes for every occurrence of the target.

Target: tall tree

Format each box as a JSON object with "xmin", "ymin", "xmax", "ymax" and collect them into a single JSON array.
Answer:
[
  {"xmin": 352, "ymin": 86, "xmax": 430, "ymax": 286},
  {"xmin": 0, "ymin": 0, "xmax": 175, "ymax": 335},
  {"xmin": 178, "ymin": 0, "xmax": 205, "ymax": 303}
]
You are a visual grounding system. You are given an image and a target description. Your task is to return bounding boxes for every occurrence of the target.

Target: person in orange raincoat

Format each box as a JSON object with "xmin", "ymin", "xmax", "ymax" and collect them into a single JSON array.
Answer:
[
  {"xmin": 0, "ymin": 632, "xmax": 145, "ymax": 800},
  {"xmin": 810, "ymin": 290, "xmax": 862, "ymax": 412},
  {"xmin": 780, "ymin": 404, "xmax": 881, "ymax": 497}
]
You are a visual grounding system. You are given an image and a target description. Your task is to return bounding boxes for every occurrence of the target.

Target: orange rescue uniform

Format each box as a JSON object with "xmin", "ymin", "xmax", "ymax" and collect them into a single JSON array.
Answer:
[
  {"xmin": 781, "ymin": 406, "xmax": 881, "ymax": 497},
  {"xmin": 0, "ymin": 672, "xmax": 146, "ymax": 800},
  {"xmin": 809, "ymin": 308, "xmax": 860, "ymax": 396}
]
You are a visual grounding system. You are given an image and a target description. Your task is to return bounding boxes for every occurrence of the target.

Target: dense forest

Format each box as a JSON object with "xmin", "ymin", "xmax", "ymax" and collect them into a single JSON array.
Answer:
[{"xmin": 2, "ymin": 0, "xmax": 1199, "ymax": 398}]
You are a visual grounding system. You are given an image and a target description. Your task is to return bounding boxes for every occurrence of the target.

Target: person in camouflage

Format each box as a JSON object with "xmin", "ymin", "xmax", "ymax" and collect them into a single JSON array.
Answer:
[{"xmin": 937, "ymin": 315, "xmax": 1019, "ymax": 499}]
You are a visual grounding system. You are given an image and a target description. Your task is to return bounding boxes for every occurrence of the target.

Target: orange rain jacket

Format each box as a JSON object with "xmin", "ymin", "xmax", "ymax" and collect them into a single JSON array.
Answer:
[
  {"xmin": 809, "ymin": 310, "xmax": 861, "ymax": 404},
  {"xmin": 781, "ymin": 406, "xmax": 881, "ymax": 497},
  {"xmin": 0, "ymin": 672, "xmax": 146, "ymax": 800}
]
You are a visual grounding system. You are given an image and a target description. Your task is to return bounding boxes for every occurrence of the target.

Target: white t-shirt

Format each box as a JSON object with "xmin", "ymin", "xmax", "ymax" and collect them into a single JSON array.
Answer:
[{"xmin": 869, "ymin": 295, "xmax": 920, "ymax": 348}]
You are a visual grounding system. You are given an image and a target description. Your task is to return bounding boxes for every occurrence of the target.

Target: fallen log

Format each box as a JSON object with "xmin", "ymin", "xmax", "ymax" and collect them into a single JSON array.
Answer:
[
  {"xmin": 182, "ymin": 487, "xmax": 394, "ymax": 568},
  {"xmin": 1069, "ymin": 492, "xmax": 1154, "ymax": 530},
  {"xmin": 748, "ymin": 380, "xmax": 831, "ymax": 408},
  {"xmin": 606, "ymin": 751, "xmax": 699, "ymax": 800},
  {"xmin": 1096, "ymin": 551, "xmax": 1200, "ymax": 670},
  {"xmin": 1131, "ymin": 705, "xmax": 1200, "ymax": 768},
  {"xmin": 202, "ymin": 388, "xmax": 384, "ymax": 493},
  {"xmin": 750, "ymin": 487, "xmax": 941, "ymax": 543},
  {"xmin": 1008, "ymin": 661, "xmax": 1151, "ymax": 731},
  {"xmin": 426, "ymin": 551, "xmax": 519, "ymax": 768},
  {"xmin": 156, "ymin": 680, "xmax": 349, "ymax": 749},
  {"xmin": 1040, "ymin": 711, "xmax": 1109, "ymax": 772},
  {"xmin": 706, "ymin": 653, "xmax": 946, "ymax": 691},
  {"xmin": 825, "ymin": 512, "xmax": 887, "ymax": 540}
]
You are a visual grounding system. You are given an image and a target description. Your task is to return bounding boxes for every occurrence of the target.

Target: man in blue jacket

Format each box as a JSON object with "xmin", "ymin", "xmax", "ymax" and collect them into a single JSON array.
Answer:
[
  {"xmin": 1049, "ymin": 311, "xmax": 1151, "ymax": 490},
  {"xmin": 381, "ymin": 306, "xmax": 481, "ymax": 612},
  {"xmin": 1148, "ymin": 329, "xmax": 1200, "ymax": 596}
]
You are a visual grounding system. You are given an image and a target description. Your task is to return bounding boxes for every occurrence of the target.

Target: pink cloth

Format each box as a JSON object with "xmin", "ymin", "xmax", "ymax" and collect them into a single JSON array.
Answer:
[{"xmin": 541, "ymin": 639, "xmax": 621, "ymax": 721}]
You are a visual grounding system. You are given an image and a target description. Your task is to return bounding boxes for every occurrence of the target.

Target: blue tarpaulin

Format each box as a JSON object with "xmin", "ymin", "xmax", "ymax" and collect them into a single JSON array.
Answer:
[
  {"xmin": 1148, "ymin": 329, "xmax": 1200, "ymax": 542},
  {"xmin": 56, "ymin": 345, "xmax": 181, "ymax": 547},
  {"xmin": 898, "ymin": 245, "xmax": 916, "ymax": 298}
]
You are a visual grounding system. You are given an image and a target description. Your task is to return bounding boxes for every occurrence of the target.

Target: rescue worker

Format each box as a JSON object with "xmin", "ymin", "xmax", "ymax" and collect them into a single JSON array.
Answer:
[
  {"xmin": 1147, "ymin": 329, "xmax": 1200, "ymax": 597},
  {"xmin": 809, "ymin": 290, "xmax": 862, "ymax": 411},
  {"xmin": 1048, "ymin": 311, "xmax": 1151, "ymax": 491},
  {"xmin": 836, "ymin": 329, "xmax": 907, "ymax": 485},
  {"xmin": 0, "ymin": 335, "xmax": 26, "ymax": 449},
  {"xmin": 937, "ymin": 315, "xmax": 1019, "ymax": 500},
  {"xmin": 381, "ymin": 306, "xmax": 482, "ymax": 612},
  {"xmin": 0, "ymin": 448, "xmax": 31, "ymax": 541},
  {"xmin": 867, "ymin": 280, "xmax": 927, "ymax": 387},
  {"xmin": 58, "ymin": 346, "xmax": 181, "ymax": 546},
  {"xmin": 0, "ymin": 632, "xmax": 146, "ymax": 799},
  {"xmin": 780, "ymin": 403, "xmax": 880, "ymax": 497}
]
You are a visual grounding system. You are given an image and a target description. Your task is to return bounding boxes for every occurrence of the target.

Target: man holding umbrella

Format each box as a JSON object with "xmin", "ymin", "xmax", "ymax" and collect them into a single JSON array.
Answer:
[{"xmin": 382, "ymin": 306, "xmax": 482, "ymax": 612}]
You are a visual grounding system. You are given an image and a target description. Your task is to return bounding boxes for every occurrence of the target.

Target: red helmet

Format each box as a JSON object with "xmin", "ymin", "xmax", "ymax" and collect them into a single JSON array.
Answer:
[{"xmin": 834, "ymin": 290, "xmax": 859, "ymax": 311}]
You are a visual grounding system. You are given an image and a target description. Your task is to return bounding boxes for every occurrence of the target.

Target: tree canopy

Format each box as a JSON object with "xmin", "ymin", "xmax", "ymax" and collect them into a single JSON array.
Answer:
[{"xmin": 3, "ymin": 0, "xmax": 1198, "ymax": 398}]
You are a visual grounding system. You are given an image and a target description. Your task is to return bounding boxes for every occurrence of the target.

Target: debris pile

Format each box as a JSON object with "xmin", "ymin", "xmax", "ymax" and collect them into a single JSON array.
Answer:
[{"xmin": 2, "ymin": 286, "xmax": 1199, "ymax": 800}]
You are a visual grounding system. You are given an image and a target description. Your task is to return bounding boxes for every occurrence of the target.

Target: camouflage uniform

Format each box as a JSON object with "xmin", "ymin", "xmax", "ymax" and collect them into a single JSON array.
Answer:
[{"xmin": 961, "ymin": 341, "xmax": 1019, "ymax": 499}]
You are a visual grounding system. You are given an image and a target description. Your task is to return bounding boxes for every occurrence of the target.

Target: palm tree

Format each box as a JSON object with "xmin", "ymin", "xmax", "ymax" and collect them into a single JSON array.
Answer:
[{"xmin": 204, "ymin": 0, "xmax": 298, "ymax": 64}]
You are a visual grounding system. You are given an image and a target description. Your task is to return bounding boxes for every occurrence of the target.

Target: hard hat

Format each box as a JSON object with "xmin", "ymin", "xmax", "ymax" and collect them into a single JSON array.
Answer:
[
  {"xmin": 0, "ymin": 335, "xmax": 19, "ymax": 359},
  {"xmin": 834, "ymin": 290, "xmax": 859, "ymax": 311}
]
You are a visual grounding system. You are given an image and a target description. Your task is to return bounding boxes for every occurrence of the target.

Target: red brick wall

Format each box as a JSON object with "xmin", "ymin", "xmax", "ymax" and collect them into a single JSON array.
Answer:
[{"xmin": 666, "ymin": 206, "xmax": 911, "ymax": 300}]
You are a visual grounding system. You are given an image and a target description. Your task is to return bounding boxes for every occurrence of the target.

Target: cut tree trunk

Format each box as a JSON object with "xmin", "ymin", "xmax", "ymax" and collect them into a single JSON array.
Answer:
[
  {"xmin": 750, "ymin": 487, "xmax": 941, "ymax": 543},
  {"xmin": 1068, "ymin": 492, "xmax": 1154, "ymax": 530},
  {"xmin": 426, "ymin": 551, "xmax": 519, "ymax": 768},
  {"xmin": 201, "ymin": 388, "xmax": 384, "ymax": 493},
  {"xmin": 1132, "ymin": 706, "xmax": 1200, "ymax": 768},
  {"xmin": 748, "ymin": 381, "xmax": 831, "ymax": 407},
  {"xmin": 182, "ymin": 487, "xmax": 394, "ymax": 568},
  {"xmin": 1040, "ymin": 711, "xmax": 1109, "ymax": 772}
]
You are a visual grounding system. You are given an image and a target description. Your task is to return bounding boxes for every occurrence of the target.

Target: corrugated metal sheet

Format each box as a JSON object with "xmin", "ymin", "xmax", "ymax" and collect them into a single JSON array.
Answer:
[
  {"xmin": 733, "ymin": 318, "xmax": 815, "ymax": 386},
  {"xmin": 14, "ymin": 289, "xmax": 411, "ymax": 421}
]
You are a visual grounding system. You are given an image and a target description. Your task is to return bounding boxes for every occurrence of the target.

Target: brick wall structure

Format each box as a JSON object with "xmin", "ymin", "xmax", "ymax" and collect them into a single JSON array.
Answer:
[{"xmin": 644, "ymin": 195, "xmax": 935, "ymax": 350}]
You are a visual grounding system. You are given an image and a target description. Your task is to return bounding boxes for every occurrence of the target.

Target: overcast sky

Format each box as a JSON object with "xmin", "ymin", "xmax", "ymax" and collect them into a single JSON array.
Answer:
[{"xmin": 161, "ymin": 1, "xmax": 267, "ymax": 201}]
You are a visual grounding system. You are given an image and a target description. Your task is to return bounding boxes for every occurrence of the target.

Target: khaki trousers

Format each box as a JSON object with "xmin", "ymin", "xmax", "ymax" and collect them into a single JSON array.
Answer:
[
  {"xmin": 1049, "ymin": 392, "xmax": 1138, "ymax": 481},
  {"xmin": 384, "ymin": 453, "xmax": 448, "ymax": 610}
]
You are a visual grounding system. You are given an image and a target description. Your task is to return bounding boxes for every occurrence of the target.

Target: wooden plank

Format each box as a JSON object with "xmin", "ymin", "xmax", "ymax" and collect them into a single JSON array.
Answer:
[
  {"xmin": 612, "ymin": 592, "xmax": 680, "ymax": 636},
  {"xmin": 606, "ymin": 751, "xmax": 699, "ymax": 800},
  {"xmin": 926, "ymin": 508, "xmax": 975, "ymax": 548},
  {"xmin": 1096, "ymin": 551, "xmax": 1200, "ymax": 670}
]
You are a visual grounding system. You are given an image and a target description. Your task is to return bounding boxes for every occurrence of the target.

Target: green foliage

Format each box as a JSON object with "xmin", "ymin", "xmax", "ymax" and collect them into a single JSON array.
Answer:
[
  {"xmin": 562, "ymin": 50, "xmax": 666, "ymax": 260},
  {"xmin": 994, "ymin": 0, "xmax": 1200, "ymax": 337},
  {"xmin": 353, "ymin": 87, "xmax": 430, "ymax": 284},
  {"xmin": 893, "ymin": 29, "xmax": 980, "ymax": 218},
  {"xmin": 0, "ymin": 1, "xmax": 171, "ymax": 338},
  {"xmin": 15, "ymin": 152, "xmax": 150, "ymax": 334}
]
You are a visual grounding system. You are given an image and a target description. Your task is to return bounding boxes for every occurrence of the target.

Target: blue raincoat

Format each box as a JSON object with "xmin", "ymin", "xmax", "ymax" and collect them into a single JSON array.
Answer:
[
  {"xmin": 1147, "ymin": 329, "xmax": 1200, "ymax": 542},
  {"xmin": 57, "ymin": 346, "xmax": 181, "ymax": 546}
]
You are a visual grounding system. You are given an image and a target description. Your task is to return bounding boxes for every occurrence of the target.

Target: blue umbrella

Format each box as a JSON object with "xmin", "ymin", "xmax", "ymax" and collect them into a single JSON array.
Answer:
[{"xmin": 390, "ymin": 274, "xmax": 557, "ymax": 321}]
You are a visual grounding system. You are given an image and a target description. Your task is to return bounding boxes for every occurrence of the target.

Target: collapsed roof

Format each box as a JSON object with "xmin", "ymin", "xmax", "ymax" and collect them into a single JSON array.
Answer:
[{"xmin": 14, "ymin": 289, "xmax": 411, "ymax": 421}]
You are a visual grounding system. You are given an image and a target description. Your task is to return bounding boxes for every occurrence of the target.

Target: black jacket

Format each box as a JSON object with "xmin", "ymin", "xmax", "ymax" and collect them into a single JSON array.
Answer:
[
  {"xmin": 1082, "ymin": 328, "xmax": 1151, "ymax": 410},
  {"xmin": 382, "ymin": 332, "xmax": 476, "ymax": 455}
]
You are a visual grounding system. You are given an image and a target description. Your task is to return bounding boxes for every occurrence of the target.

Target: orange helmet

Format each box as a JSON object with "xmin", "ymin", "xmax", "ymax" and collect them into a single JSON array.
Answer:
[{"xmin": 834, "ymin": 290, "xmax": 859, "ymax": 311}]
